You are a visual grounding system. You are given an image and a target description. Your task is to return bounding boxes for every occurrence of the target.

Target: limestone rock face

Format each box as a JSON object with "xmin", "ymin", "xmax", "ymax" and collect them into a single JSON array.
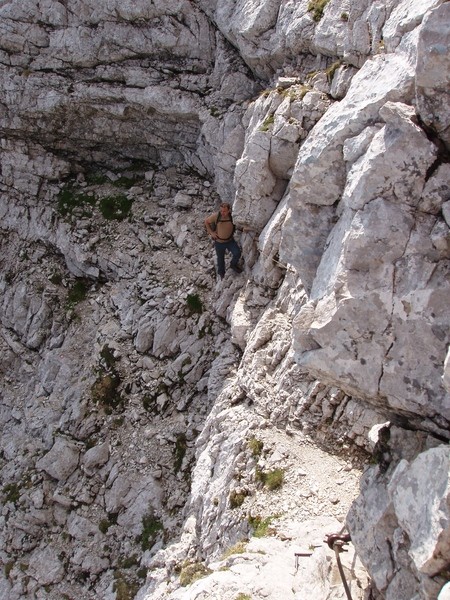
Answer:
[
  {"xmin": 279, "ymin": 50, "xmax": 449, "ymax": 436},
  {"xmin": 347, "ymin": 441, "xmax": 450, "ymax": 600},
  {"xmin": 415, "ymin": 3, "xmax": 450, "ymax": 149},
  {"xmin": 0, "ymin": 0, "xmax": 258, "ymax": 203},
  {"xmin": 0, "ymin": 0, "xmax": 449, "ymax": 599}
]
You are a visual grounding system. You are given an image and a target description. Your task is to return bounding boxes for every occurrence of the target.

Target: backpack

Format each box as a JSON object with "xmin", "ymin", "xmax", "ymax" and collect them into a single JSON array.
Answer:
[
  {"xmin": 210, "ymin": 211, "xmax": 235, "ymax": 235},
  {"xmin": 210, "ymin": 211, "xmax": 221, "ymax": 232}
]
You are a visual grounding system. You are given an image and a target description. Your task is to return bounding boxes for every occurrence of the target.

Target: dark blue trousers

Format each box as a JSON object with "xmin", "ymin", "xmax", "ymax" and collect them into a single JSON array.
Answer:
[{"xmin": 214, "ymin": 239, "xmax": 241, "ymax": 277}]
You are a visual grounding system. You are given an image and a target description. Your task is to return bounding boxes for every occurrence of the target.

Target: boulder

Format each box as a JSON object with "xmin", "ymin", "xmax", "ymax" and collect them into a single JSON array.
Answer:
[{"xmin": 36, "ymin": 437, "xmax": 81, "ymax": 482}]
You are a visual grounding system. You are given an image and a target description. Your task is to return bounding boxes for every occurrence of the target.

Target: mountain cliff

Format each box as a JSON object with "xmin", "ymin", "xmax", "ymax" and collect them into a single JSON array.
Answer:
[{"xmin": 0, "ymin": 0, "xmax": 449, "ymax": 599}]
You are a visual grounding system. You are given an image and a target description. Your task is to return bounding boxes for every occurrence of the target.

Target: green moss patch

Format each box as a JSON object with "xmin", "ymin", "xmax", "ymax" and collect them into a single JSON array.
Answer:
[
  {"xmin": 57, "ymin": 187, "xmax": 96, "ymax": 217},
  {"xmin": 186, "ymin": 293, "xmax": 203, "ymax": 315},
  {"xmin": 138, "ymin": 514, "xmax": 163, "ymax": 552},
  {"xmin": 99, "ymin": 194, "xmax": 133, "ymax": 221}
]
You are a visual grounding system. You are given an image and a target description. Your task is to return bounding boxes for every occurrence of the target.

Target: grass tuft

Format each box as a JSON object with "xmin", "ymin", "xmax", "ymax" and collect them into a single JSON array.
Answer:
[
  {"xmin": 179, "ymin": 562, "xmax": 212, "ymax": 587},
  {"xmin": 248, "ymin": 515, "xmax": 278, "ymax": 538},
  {"xmin": 221, "ymin": 541, "xmax": 247, "ymax": 559},
  {"xmin": 229, "ymin": 489, "xmax": 249, "ymax": 509},
  {"xmin": 255, "ymin": 468, "xmax": 284, "ymax": 490},
  {"xmin": 308, "ymin": 0, "xmax": 330, "ymax": 21},
  {"xmin": 259, "ymin": 114, "xmax": 275, "ymax": 132}
]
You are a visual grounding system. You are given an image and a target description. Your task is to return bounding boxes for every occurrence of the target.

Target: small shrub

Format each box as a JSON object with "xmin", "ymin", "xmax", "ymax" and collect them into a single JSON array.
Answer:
[
  {"xmin": 4, "ymin": 270, "xmax": 15, "ymax": 284},
  {"xmin": 112, "ymin": 416, "xmax": 125, "ymax": 428},
  {"xmin": 248, "ymin": 437, "xmax": 264, "ymax": 458},
  {"xmin": 92, "ymin": 345, "xmax": 123, "ymax": 412},
  {"xmin": 340, "ymin": 11, "xmax": 349, "ymax": 21},
  {"xmin": 179, "ymin": 562, "xmax": 212, "ymax": 587},
  {"xmin": 99, "ymin": 514, "xmax": 117, "ymax": 534},
  {"xmin": 248, "ymin": 515, "xmax": 277, "ymax": 538},
  {"xmin": 142, "ymin": 394, "xmax": 157, "ymax": 413},
  {"xmin": 186, "ymin": 293, "xmax": 203, "ymax": 315},
  {"xmin": 229, "ymin": 489, "xmax": 248, "ymax": 509},
  {"xmin": 235, "ymin": 594, "xmax": 252, "ymax": 600},
  {"xmin": 265, "ymin": 469, "xmax": 284, "ymax": 490},
  {"xmin": 255, "ymin": 468, "xmax": 284, "ymax": 490},
  {"xmin": 114, "ymin": 175, "xmax": 140, "ymax": 189},
  {"xmin": 100, "ymin": 344, "xmax": 117, "ymax": 370},
  {"xmin": 308, "ymin": 0, "xmax": 330, "ymax": 21}
]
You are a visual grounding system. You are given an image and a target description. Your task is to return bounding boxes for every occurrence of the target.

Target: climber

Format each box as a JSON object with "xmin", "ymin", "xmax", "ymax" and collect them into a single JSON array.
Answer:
[{"xmin": 204, "ymin": 202, "xmax": 242, "ymax": 279}]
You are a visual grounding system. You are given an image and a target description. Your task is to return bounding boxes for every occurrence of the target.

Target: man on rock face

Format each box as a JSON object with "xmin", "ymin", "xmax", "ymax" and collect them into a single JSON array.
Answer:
[{"xmin": 204, "ymin": 202, "xmax": 242, "ymax": 279}]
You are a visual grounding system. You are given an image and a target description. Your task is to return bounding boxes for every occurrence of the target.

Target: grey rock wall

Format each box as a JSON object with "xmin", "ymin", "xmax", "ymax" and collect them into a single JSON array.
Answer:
[{"xmin": 0, "ymin": 0, "xmax": 449, "ymax": 599}]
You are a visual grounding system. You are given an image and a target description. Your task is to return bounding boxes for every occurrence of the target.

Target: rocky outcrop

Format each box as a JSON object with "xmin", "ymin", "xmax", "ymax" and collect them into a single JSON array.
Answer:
[
  {"xmin": 0, "ymin": 0, "xmax": 449, "ymax": 599},
  {"xmin": 348, "ymin": 437, "xmax": 449, "ymax": 600}
]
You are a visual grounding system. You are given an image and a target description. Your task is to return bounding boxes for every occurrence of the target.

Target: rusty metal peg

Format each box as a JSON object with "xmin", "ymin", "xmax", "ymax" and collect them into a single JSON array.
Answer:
[
  {"xmin": 324, "ymin": 532, "xmax": 351, "ymax": 551},
  {"xmin": 333, "ymin": 539, "xmax": 349, "ymax": 553},
  {"xmin": 324, "ymin": 532, "xmax": 353, "ymax": 600}
]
